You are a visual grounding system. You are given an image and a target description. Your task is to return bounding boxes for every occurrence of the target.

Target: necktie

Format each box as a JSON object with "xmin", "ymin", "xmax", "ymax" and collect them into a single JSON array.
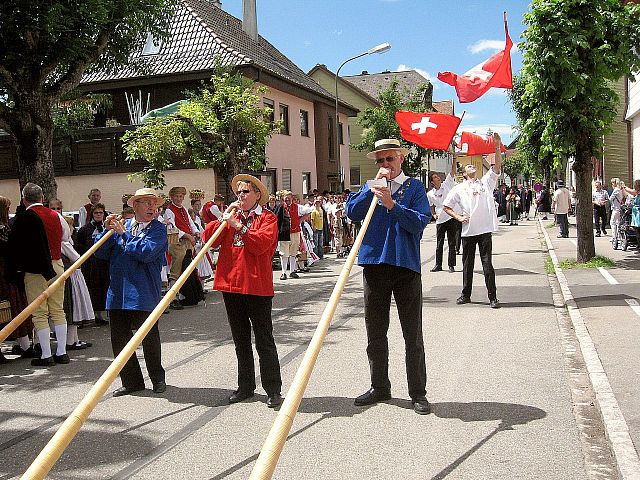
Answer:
[{"xmin": 131, "ymin": 221, "xmax": 139, "ymax": 236}]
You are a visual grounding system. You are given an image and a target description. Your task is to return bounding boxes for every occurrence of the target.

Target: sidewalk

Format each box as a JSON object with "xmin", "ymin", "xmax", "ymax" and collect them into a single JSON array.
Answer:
[{"xmin": 541, "ymin": 216, "xmax": 640, "ymax": 479}]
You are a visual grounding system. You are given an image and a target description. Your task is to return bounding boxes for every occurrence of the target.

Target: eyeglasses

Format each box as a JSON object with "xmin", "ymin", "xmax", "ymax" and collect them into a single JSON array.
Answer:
[
  {"xmin": 375, "ymin": 155, "xmax": 399, "ymax": 164},
  {"xmin": 236, "ymin": 189, "xmax": 252, "ymax": 195}
]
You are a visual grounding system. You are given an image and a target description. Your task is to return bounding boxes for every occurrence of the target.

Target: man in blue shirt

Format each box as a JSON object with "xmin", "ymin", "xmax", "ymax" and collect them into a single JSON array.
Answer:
[
  {"xmin": 346, "ymin": 138, "xmax": 432, "ymax": 415},
  {"xmin": 96, "ymin": 188, "xmax": 168, "ymax": 397}
]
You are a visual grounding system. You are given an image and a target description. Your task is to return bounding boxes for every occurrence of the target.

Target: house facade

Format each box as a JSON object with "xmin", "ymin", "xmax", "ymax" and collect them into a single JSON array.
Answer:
[
  {"xmin": 0, "ymin": 0, "xmax": 356, "ymax": 210},
  {"xmin": 308, "ymin": 66, "xmax": 453, "ymax": 189},
  {"xmin": 626, "ymin": 75, "xmax": 640, "ymax": 183}
]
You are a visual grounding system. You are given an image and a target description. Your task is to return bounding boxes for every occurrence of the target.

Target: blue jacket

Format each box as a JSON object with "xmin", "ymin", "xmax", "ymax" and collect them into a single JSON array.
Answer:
[
  {"xmin": 95, "ymin": 219, "xmax": 168, "ymax": 312},
  {"xmin": 346, "ymin": 178, "xmax": 431, "ymax": 273}
]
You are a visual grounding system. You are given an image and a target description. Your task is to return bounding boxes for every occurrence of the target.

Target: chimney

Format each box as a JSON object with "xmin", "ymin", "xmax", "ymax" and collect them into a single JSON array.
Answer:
[
  {"xmin": 210, "ymin": 0, "xmax": 222, "ymax": 7},
  {"xmin": 242, "ymin": 0, "xmax": 258, "ymax": 41}
]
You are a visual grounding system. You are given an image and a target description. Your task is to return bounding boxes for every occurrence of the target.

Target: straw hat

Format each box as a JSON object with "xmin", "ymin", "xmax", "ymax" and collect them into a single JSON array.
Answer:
[
  {"xmin": 366, "ymin": 138, "xmax": 410, "ymax": 159},
  {"xmin": 169, "ymin": 186, "xmax": 187, "ymax": 196},
  {"xmin": 127, "ymin": 188, "xmax": 165, "ymax": 207},
  {"xmin": 231, "ymin": 174, "xmax": 270, "ymax": 206},
  {"xmin": 189, "ymin": 188, "xmax": 205, "ymax": 200}
]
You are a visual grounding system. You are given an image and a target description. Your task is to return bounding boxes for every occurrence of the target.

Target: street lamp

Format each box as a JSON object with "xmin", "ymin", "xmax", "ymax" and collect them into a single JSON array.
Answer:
[{"xmin": 334, "ymin": 42, "xmax": 391, "ymax": 191}]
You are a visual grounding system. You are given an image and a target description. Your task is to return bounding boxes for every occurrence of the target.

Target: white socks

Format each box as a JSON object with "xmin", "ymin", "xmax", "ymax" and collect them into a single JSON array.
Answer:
[
  {"xmin": 280, "ymin": 255, "xmax": 288, "ymax": 274},
  {"xmin": 17, "ymin": 335, "xmax": 30, "ymax": 350},
  {"xmin": 54, "ymin": 325, "xmax": 68, "ymax": 355},
  {"xmin": 36, "ymin": 328, "xmax": 52, "ymax": 359},
  {"xmin": 288, "ymin": 256, "xmax": 297, "ymax": 273},
  {"xmin": 67, "ymin": 325, "xmax": 79, "ymax": 345}
]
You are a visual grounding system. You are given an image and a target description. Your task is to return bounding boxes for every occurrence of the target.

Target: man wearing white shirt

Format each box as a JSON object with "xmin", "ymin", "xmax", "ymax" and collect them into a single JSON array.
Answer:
[
  {"xmin": 443, "ymin": 133, "xmax": 503, "ymax": 309},
  {"xmin": 552, "ymin": 180, "xmax": 571, "ymax": 238},
  {"xmin": 427, "ymin": 158, "xmax": 458, "ymax": 273}
]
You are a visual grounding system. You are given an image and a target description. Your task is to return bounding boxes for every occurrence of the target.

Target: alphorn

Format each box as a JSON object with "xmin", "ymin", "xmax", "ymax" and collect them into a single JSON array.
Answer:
[
  {"xmin": 249, "ymin": 194, "xmax": 379, "ymax": 480},
  {"xmin": 21, "ymin": 218, "xmax": 230, "ymax": 480},
  {"xmin": 0, "ymin": 229, "xmax": 115, "ymax": 343}
]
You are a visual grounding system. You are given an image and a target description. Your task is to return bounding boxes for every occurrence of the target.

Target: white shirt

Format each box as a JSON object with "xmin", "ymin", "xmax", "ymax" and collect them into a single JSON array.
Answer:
[
  {"xmin": 443, "ymin": 169, "xmax": 499, "ymax": 237},
  {"xmin": 427, "ymin": 173, "xmax": 456, "ymax": 224},
  {"xmin": 203, "ymin": 203, "xmax": 223, "ymax": 221},
  {"xmin": 366, "ymin": 171, "xmax": 409, "ymax": 195},
  {"xmin": 592, "ymin": 189, "xmax": 609, "ymax": 206},
  {"xmin": 552, "ymin": 187, "xmax": 571, "ymax": 215}
]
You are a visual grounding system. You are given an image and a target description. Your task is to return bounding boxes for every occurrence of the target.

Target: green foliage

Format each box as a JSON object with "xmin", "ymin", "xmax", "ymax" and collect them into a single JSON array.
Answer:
[
  {"xmin": 122, "ymin": 68, "xmax": 280, "ymax": 189},
  {"xmin": 559, "ymin": 256, "xmax": 615, "ymax": 269},
  {"xmin": 502, "ymin": 150, "xmax": 538, "ymax": 181},
  {"xmin": 544, "ymin": 256, "xmax": 555, "ymax": 274},
  {"xmin": 52, "ymin": 93, "xmax": 112, "ymax": 137},
  {"xmin": 355, "ymin": 80, "xmax": 449, "ymax": 177},
  {"xmin": 518, "ymin": 0, "xmax": 640, "ymax": 165}
]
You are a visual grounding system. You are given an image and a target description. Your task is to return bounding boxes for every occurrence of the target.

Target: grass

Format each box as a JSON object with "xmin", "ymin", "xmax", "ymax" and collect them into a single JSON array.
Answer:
[
  {"xmin": 544, "ymin": 256, "xmax": 555, "ymax": 274},
  {"xmin": 559, "ymin": 255, "xmax": 615, "ymax": 270}
]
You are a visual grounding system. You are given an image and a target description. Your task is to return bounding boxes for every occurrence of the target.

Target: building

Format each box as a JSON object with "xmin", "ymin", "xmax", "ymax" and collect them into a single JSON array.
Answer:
[
  {"xmin": 308, "ymin": 66, "xmax": 454, "ymax": 189},
  {"xmin": 0, "ymin": 0, "xmax": 357, "ymax": 210}
]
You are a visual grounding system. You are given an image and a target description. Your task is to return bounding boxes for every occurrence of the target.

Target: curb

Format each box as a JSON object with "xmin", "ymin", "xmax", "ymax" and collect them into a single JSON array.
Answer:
[{"xmin": 539, "ymin": 219, "xmax": 640, "ymax": 479}]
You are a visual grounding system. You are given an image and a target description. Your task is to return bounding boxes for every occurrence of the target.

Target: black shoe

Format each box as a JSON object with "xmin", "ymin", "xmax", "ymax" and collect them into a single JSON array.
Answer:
[
  {"xmin": 0, "ymin": 352, "xmax": 8, "ymax": 364},
  {"xmin": 289, "ymin": 272, "xmax": 300, "ymax": 279},
  {"xmin": 456, "ymin": 251, "xmax": 461, "ymax": 255},
  {"xmin": 95, "ymin": 318, "xmax": 109, "ymax": 325},
  {"xmin": 113, "ymin": 385, "xmax": 145, "ymax": 397},
  {"xmin": 153, "ymin": 380, "xmax": 167, "ymax": 393},
  {"xmin": 490, "ymin": 299, "xmax": 501, "ymax": 309},
  {"xmin": 595, "ymin": 232, "xmax": 601, "ymax": 237},
  {"xmin": 602, "ymin": 231, "xmax": 607, "ymax": 235},
  {"xmin": 412, "ymin": 396, "xmax": 431, "ymax": 415},
  {"xmin": 17, "ymin": 346, "xmax": 37, "ymax": 358},
  {"xmin": 430, "ymin": 266, "xmax": 442, "ymax": 272},
  {"xmin": 448, "ymin": 266, "xmax": 455, "ymax": 273},
  {"xmin": 228, "ymin": 390, "xmax": 254, "ymax": 404},
  {"xmin": 31, "ymin": 356, "xmax": 55, "ymax": 367},
  {"xmin": 170, "ymin": 300, "xmax": 184, "ymax": 310},
  {"xmin": 66, "ymin": 342, "xmax": 88, "ymax": 351},
  {"xmin": 354, "ymin": 388, "xmax": 391, "ymax": 406},
  {"xmin": 53, "ymin": 353, "xmax": 70, "ymax": 364},
  {"xmin": 456, "ymin": 295, "xmax": 471, "ymax": 305},
  {"xmin": 266, "ymin": 393, "xmax": 283, "ymax": 408},
  {"xmin": 279, "ymin": 273, "xmax": 287, "ymax": 280},
  {"xmin": 542, "ymin": 216, "xmax": 548, "ymax": 220}
]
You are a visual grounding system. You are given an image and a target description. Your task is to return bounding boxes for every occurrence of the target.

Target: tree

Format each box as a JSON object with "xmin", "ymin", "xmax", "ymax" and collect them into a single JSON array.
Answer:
[
  {"xmin": 519, "ymin": 0, "xmax": 640, "ymax": 262},
  {"xmin": 0, "ymin": 0, "xmax": 177, "ymax": 200},
  {"xmin": 355, "ymin": 80, "xmax": 449, "ymax": 178},
  {"xmin": 121, "ymin": 68, "xmax": 280, "ymax": 189}
]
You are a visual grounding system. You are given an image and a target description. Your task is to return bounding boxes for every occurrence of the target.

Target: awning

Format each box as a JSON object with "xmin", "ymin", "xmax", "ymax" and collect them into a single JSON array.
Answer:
[{"xmin": 140, "ymin": 100, "xmax": 186, "ymax": 123}]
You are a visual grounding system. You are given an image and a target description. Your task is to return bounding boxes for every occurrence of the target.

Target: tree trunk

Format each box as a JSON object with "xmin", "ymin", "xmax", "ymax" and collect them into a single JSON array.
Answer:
[
  {"xmin": 6, "ymin": 91, "xmax": 58, "ymax": 201},
  {"xmin": 573, "ymin": 142, "xmax": 596, "ymax": 262}
]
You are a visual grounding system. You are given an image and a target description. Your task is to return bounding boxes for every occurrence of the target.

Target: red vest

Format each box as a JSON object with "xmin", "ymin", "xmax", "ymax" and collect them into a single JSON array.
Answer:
[
  {"xmin": 289, "ymin": 203, "xmax": 301, "ymax": 233},
  {"xmin": 31, "ymin": 205, "xmax": 63, "ymax": 260},
  {"xmin": 168, "ymin": 203, "xmax": 191, "ymax": 234},
  {"xmin": 83, "ymin": 203, "xmax": 93, "ymax": 225}
]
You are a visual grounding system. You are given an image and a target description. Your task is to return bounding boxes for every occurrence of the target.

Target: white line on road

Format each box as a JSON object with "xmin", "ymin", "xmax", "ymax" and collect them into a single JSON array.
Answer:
[
  {"xmin": 598, "ymin": 267, "xmax": 619, "ymax": 285},
  {"xmin": 625, "ymin": 299, "xmax": 640, "ymax": 318}
]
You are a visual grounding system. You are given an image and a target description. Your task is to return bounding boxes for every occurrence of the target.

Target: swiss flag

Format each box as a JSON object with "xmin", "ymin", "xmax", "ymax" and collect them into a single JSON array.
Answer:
[
  {"xmin": 437, "ymin": 21, "xmax": 513, "ymax": 103},
  {"xmin": 395, "ymin": 111, "xmax": 461, "ymax": 150},
  {"xmin": 459, "ymin": 131, "xmax": 507, "ymax": 155}
]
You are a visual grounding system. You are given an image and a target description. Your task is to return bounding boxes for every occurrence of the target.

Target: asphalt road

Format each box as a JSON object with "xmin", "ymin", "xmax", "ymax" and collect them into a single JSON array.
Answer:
[{"xmin": 0, "ymin": 218, "xmax": 628, "ymax": 479}]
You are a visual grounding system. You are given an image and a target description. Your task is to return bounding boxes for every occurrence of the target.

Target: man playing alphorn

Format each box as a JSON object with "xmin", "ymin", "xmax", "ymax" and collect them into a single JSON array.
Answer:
[{"xmin": 345, "ymin": 138, "xmax": 432, "ymax": 415}]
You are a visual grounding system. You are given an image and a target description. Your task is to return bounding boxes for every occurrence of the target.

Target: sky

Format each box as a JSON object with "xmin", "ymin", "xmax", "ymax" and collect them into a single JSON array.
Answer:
[{"xmin": 222, "ymin": 0, "xmax": 531, "ymax": 146}]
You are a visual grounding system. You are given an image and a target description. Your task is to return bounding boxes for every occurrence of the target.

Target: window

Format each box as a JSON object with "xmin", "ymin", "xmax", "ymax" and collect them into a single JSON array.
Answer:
[
  {"xmin": 263, "ymin": 98, "xmax": 275, "ymax": 124},
  {"xmin": 328, "ymin": 114, "xmax": 334, "ymax": 160},
  {"xmin": 279, "ymin": 104, "xmax": 289, "ymax": 135},
  {"xmin": 282, "ymin": 168, "xmax": 292, "ymax": 190},
  {"xmin": 142, "ymin": 33, "xmax": 162, "ymax": 55},
  {"xmin": 338, "ymin": 122, "xmax": 344, "ymax": 145},
  {"xmin": 302, "ymin": 172, "xmax": 311, "ymax": 195},
  {"xmin": 350, "ymin": 167, "xmax": 361, "ymax": 187},
  {"xmin": 300, "ymin": 110, "xmax": 309, "ymax": 137}
]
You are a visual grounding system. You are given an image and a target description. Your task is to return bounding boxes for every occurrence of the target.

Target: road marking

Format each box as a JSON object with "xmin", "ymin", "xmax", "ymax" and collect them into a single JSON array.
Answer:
[
  {"xmin": 598, "ymin": 267, "xmax": 619, "ymax": 285},
  {"xmin": 626, "ymin": 299, "xmax": 640, "ymax": 318},
  {"xmin": 569, "ymin": 239, "xmax": 577, "ymax": 247}
]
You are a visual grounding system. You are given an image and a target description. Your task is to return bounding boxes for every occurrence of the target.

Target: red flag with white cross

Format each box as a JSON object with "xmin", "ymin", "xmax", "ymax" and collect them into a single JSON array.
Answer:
[
  {"xmin": 459, "ymin": 131, "xmax": 507, "ymax": 155},
  {"xmin": 395, "ymin": 110, "xmax": 462, "ymax": 150}
]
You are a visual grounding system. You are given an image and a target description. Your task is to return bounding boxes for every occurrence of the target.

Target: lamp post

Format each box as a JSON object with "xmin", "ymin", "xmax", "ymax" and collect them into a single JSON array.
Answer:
[{"xmin": 334, "ymin": 42, "xmax": 391, "ymax": 191}]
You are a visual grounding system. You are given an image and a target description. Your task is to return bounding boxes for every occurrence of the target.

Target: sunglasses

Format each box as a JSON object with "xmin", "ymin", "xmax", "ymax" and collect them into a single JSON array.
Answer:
[
  {"xmin": 375, "ymin": 155, "xmax": 399, "ymax": 164},
  {"xmin": 236, "ymin": 189, "xmax": 252, "ymax": 195}
]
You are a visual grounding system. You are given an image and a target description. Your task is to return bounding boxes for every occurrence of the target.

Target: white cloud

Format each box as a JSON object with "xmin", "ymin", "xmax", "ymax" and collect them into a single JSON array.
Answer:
[
  {"xmin": 460, "ymin": 123, "xmax": 514, "ymax": 139},
  {"xmin": 468, "ymin": 39, "xmax": 504, "ymax": 54},
  {"xmin": 396, "ymin": 64, "xmax": 440, "ymax": 89}
]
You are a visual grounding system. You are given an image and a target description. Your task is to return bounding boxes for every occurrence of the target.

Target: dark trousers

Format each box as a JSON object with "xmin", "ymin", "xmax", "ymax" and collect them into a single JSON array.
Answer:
[
  {"xmin": 222, "ymin": 292, "xmax": 282, "ymax": 395},
  {"xmin": 557, "ymin": 213, "xmax": 569, "ymax": 237},
  {"xmin": 461, "ymin": 232, "xmax": 497, "ymax": 301},
  {"xmin": 435, "ymin": 218, "xmax": 457, "ymax": 268},
  {"xmin": 362, "ymin": 264, "xmax": 426, "ymax": 399},
  {"xmin": 594, "ymin": 206, "xmax": 607, "ymax": 233},
  {"xmin": 455, "ymin": 219, "xmax": 462, "ymax": 253},
  {"xmin": 109, "ymin": 309, "xmax": 165, "ymax": 388}
]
